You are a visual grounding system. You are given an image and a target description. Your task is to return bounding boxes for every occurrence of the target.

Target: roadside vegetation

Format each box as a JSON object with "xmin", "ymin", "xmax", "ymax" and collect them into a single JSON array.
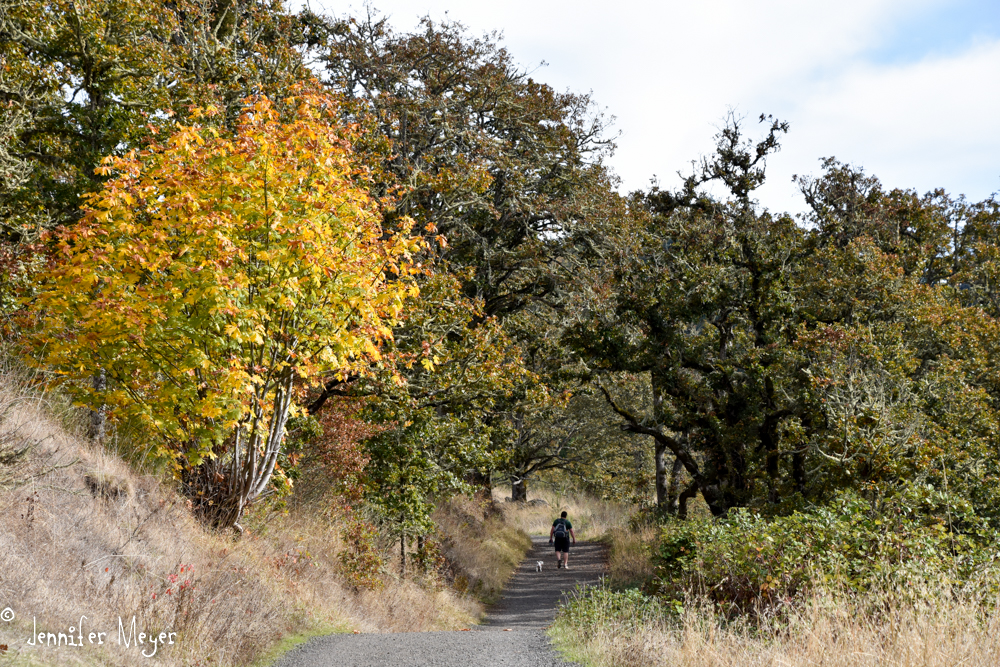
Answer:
[
  {"xmin": 551, "ymin": 495, "xmax": 1000, "ymax": 666},
  {"xmin": 553, "ymin": 581, "xmax": 1000, "ymax": 667},
  {"xmin": 0, "ymin": 361, "xmax": 533, "ymax": 666}
]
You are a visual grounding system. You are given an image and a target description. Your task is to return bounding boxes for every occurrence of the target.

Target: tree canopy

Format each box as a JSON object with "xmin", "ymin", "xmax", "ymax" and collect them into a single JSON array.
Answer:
[
  {"xmin": 26, "ymin": 90, "xmax": 420, "ymax": 527},
  {"xmin": 566, "ymin": 115, "xmax": 1000, "ymax": 523},
  {"xmin": 5, "ymin": 0, "xmax": 1000, "ymax": 546}
]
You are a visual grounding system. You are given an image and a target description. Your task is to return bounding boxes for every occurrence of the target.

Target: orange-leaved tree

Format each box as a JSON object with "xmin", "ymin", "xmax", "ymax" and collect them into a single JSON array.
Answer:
[{"xmin": 28, "ymin": 91, "xmax": 420, "ymax": 529}]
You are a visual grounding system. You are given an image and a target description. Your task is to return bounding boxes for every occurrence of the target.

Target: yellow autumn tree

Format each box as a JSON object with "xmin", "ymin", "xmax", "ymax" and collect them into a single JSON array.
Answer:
[{"xmin": 28, "ymin": 91, "xmax": 420, "ymax": 529}]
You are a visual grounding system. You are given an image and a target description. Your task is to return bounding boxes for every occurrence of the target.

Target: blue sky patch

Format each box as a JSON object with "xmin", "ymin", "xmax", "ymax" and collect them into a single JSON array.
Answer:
[{"xmin": 871, "ymin": 0, "xmax": 1000, "ymax": 64}]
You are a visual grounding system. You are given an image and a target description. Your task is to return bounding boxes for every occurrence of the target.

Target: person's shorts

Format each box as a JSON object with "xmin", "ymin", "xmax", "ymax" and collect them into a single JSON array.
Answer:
[{"xmin": 554, "ymin": 536, "xmax": 570, "ymax": 553}]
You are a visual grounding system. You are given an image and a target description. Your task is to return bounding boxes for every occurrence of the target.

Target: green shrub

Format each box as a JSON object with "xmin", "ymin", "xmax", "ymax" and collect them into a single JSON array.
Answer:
[
  {"xmin": 337, "ymin": 519, "xmax": 385, "ymax": 591},
  {"xmin": 559, "ymin": 585, "xmax": 679, "ymax": 641},
  {"xmin": 651, "ymin": 486, "xmax": 1000, "ymax": 613}
]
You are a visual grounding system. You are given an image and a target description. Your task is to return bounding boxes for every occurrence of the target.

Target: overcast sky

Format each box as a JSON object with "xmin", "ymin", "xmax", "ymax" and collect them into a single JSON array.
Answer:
[{"xmin": 305, "ymin": 0, "xmax": 1000, "ymax": 215}]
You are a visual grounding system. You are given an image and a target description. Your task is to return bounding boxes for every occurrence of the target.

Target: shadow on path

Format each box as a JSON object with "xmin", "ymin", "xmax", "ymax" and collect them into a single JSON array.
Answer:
[{"xmin": 482, "ymin": 536, "xmax": 607, "ymax": 630}]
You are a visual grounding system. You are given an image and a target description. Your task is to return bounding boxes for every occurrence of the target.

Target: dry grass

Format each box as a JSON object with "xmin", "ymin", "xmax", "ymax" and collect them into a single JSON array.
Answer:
[
  {"xmin": 554, "ymin": 588, "xmax": 1000, "ymax": 667},
  {"xmin": 432, "ymin": 496, "xmax": 533, "ymax": 604},
  {"xmin": 0, "ymin": 367, "xmax": 487, "ymax": 666},
  {"xmin": 553, "ymin": 517, "xmax": 1000, "ymax": 667},
  {"xmin": 493, "ymin": 486, "xmax": 632, "ymax": 540},
  {"xmin": 605, "ymin": 524, "xmax": 657, "ymax": 586}
]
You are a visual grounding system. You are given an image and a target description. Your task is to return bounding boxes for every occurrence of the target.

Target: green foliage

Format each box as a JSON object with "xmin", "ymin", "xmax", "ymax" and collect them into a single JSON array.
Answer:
[
  {"xmin": 316, "ymin": 14, "xmax": 618, "ymax": 320},
  {"xmin": 356, "ymin": 272, "xmax": 525, "ymax": 535},
  {"xmin": 337, "ymin": 519, "xmax": 384, "ymax": 591},
  {"xmin": 650, "ymin": 487, "xmax": 1000, "ymax": 613},
  {"xmin": 1, "ymin": 0, "xmax": 180, "ymax": 237}
]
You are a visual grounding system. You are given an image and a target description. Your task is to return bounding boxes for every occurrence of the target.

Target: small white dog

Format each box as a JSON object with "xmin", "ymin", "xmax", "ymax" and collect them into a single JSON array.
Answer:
[{"xmin": 535, "ymin": 560, "xmax": 544, "ymax": 572}]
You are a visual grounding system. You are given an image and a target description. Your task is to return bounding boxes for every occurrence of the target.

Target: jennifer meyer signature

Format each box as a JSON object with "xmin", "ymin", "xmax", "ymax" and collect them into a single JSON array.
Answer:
[{"xmin": 2, "ymin": 606, "xmax": 176, "ymax": 658}]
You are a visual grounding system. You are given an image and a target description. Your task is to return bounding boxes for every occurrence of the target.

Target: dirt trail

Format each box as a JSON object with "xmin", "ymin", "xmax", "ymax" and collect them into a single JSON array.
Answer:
[
  {"xmin": 272, "ymin": 536, "xmax": 607, "ymax": 667},
  {"xmin": 482, "ymin": 535, "xmax": 606, "ymax": 630}
]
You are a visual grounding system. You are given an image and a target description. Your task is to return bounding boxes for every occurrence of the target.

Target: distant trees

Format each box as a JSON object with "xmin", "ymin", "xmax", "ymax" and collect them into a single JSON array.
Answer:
[
  {"xmin": 27, "ymin": 92, "xmax": 419, "ymax": 528},
  {"xmin": 504, "ymin": 403, "xmax": 584, "ymax": 502},
  {"xmin": 490, "ymin": 382, "xmax": 653, "ymax": 503}
]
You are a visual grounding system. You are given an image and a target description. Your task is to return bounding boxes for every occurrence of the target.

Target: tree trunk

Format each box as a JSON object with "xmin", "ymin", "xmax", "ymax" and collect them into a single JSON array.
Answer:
[
  {"xmin": 183, "ymin": 369, "xmax": 296, "ymax": 530},
  {"xmin": 654, "ymin": 439, "xmax": 669, "ymax": 510},
  {"xmin": 793, "ymin": 450, "xmax": 806, "ymax": 495},
  {"xmin": 678, "ymin": 482, "xmax": 699, "ymax": 519},
  {"xmin": 664, "ymin": 456, "xmax": 683, "ymax": 514},
  {"xmin": 511, "ymin": 476, "xmax": 527, "ymax": 502},
  {"xmin": 467, "ymin": 469, "xmax": 492, "ymax": 503},
  {"xmin": 650, "ymin": 373, "xmax": 671, "ymax": 512},
  {"xmin": 88, "ymin": 369, "xmax": 106, "ymax": 442},
  {"xmin": 400, "ymin": 533, "xmax": 406, "ymax": 578}
]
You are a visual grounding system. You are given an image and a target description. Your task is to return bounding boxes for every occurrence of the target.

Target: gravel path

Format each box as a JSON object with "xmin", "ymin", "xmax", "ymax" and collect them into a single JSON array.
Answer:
[{"xmin": 272, "ymin": 535, "xmax": 607, "ymax": 667}]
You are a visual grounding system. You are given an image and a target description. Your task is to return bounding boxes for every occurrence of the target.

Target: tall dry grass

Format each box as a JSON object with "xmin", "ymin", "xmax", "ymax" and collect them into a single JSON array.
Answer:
[
  {"xmin": 0, "ymin": 365, "xmax": 485, "ymax": 666},
  {"xmin": 494, "ymin": 486, "xmax": 632, "ymax": 539},
  {"xmin": 432, "ymin": 496, "xmax": 533, "ymax": 604},
  {"xmin": 554, "ymin": 586, "xmax": 1000, "ymax": 667},
  {"xmin": 605, "ymin": 524, "xmax": 657, "ymax": 586}
]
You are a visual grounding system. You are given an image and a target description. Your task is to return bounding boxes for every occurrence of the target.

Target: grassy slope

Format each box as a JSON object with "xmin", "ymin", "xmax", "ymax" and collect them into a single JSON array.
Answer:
[{"xmin": 0, "ymin": 369, "xmax": 533, "ymax": 666}]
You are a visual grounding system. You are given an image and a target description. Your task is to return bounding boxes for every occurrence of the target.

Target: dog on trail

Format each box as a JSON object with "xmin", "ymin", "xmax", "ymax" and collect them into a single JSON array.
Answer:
[{"xmin": 535, "ymin": 560, "xmax": 544, "ymax": 572}]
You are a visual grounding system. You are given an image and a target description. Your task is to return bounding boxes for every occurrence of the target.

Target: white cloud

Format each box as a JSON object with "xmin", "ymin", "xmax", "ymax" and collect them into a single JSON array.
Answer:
[
  {"xmin": 755, "ymin": 39, "xmax": 1000, "ymax": 213},
  {"xmin": 307, "ymin": 0, "xmax": 1000, "ymax": 212}
]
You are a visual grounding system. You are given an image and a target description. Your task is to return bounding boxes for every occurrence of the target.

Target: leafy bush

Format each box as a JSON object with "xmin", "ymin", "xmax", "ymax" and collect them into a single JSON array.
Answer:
[
  {"xmin": 337, "ymin": 519, "xmax": 384, "ymax": 591},
  {"xmin": 651, "ymin": 487, "xmax": 1000, "ymax": 613}
]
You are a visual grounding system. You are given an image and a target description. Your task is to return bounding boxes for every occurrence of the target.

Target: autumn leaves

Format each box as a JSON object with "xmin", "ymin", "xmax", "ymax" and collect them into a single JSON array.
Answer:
[{"xmin": 28, "ymin": 91, "xmax": 422, "ymax": 527}]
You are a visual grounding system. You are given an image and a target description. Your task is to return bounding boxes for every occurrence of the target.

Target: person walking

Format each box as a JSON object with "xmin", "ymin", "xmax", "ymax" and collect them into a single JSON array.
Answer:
[{"xmin": 549, "ymin": 511, "xmax": 576, "ymax": 569}]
